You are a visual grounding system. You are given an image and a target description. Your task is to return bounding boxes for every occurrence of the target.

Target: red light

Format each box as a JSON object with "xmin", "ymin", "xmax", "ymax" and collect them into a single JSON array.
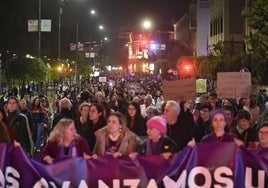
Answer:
[
  {"xmin": 184, "ymin": 65, "xmax": 191, "ymax": 72},
  {"xmin": 141, "ymin": 40, "xmax": 147, "ymax": 45}
]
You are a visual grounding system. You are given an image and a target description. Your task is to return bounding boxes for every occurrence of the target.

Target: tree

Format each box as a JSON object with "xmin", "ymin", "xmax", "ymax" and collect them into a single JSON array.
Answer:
[
  {"xmin": 8, "ymin": 56, "xmax": 47, "ymax": 89},
  {"xmin": 166, "ymin": 41, "xmax": 193, "ymax": 69},
  {"xmin": 195, "ymin": 42, "xmax": 245, "ymax": 79},
  {"xmin": 242, "ymin": 0, "xmax": 268, "ymax": 84}
]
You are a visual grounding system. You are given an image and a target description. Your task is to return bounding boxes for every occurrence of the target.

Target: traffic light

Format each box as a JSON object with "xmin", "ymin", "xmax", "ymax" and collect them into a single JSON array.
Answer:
[
  {"xmin": 139, "ymin": 39, "xmax": 148, "ymax": 50},
  {"xmin": 138, "ymin": 34, "xmax": 148, "ymax": 50},
  {"xmin": 183, "ymin": 64, "xmax": 192, "ymax": 73},
  {"xmin": 178, "ymin": 57, "xmax": 195, "ymax": 78}
]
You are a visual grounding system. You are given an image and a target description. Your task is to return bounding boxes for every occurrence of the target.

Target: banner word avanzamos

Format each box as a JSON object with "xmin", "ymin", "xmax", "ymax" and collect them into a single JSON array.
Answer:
[{"xmin": 0, "ymin": 143, "xmax": 267, "ymax": 188}]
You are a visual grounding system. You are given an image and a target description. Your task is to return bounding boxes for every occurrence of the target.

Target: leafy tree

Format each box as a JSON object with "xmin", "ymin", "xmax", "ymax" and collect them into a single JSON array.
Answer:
[
  {"xmin": 242, "ymin": 0, "xmax": 268, "ymax": 84},
  {"xmin": 8, "ymin": 56, "xmax": 47, "ymax": 89},
  {"xmin": 195, "ymin": 42, "xmax": 245, "ymax": 79},
  {"xmin": 166, "ymin": 41, "xmax": 193, "ymax": 69},
  {"xmin": 79, "ymin": 65, "xmax": 93, "ymax": 76}
]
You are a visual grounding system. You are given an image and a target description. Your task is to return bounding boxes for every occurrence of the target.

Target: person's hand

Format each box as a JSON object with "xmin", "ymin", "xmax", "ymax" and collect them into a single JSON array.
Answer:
[
  {"xmin": 91, "ymin": 154, "xmax": 98, "ymax": 159},
  {"xmin": 187, "ymin": 138, "xmax": 196, "ymax": 148},
  {"xmin": 129, "ymin": 152, "xmax": 138, "ymax": 160},
  {"xmin": 161, "ymin": 152, "xmax": 172, "ymax": 159},
  {"xmin": 43, "ymin": 155, "xmax": 54, "ymax": 164},
  {"xmin": 113, "ymin": 152, "xmax": 122, "ymax": 158},
  {"xmin": 115, "ymin": 100, "xmax": 119, "ymax": 107},
  {"xmin": 234, "ymin": 138, "xmax": 244, "ymax": 147},
  {"xmin": 13, "ymin": 140, "xmax": 21, "ymax": 147},
  {"xmin": 83, "ymin": 152, "xmax": 91, "ymax": 160}
]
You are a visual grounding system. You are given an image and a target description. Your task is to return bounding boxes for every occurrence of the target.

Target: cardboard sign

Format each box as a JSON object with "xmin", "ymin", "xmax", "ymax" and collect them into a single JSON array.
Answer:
[
  {"xmin": 99, "ymin": 77, "xmax": 107, "ymax": 83},
  {"xmin": 217, "ymin": 72, "xmax": 251, "ymax": 99},
  {"xmin": 162, "ymin": 78, "xmax": 196, "ymax": 101}
]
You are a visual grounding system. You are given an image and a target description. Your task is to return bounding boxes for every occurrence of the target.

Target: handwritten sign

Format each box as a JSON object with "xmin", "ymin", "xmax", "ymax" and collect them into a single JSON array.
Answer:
[
  {"xmin": 163, "ymin": 78, "xmax": 196, "ymax": 102},
  {"xmin": 196, "ymin": 79, "xmax": 207, "ymax": 93},
  {"xmin": 99, "ymin": 77, "xmax": 107, "ymax": 83},
  {"xmin": 217, "ymin": 72, "xmax": 251, "ymax": 99}
]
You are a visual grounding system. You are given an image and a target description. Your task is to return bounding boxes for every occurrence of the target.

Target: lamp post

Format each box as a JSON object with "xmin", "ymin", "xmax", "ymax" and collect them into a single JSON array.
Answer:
[
  {"xmin": 58, "ymin": 4, "xmax": 62, "ymax": 59},
  {"xmin": 143, "ymin": 20, "xmax": 152, "ymax": 30},
  {"xmin": 74, "ymin": 9, "xmax": 96, "ymax": 82},
  {"xmin": 58, "ymin": 0, "xmax": 69, "ymax": 59},
  {"xmin": 38, "ymin": 0, "xmax": 42, "ymax": 58},
  {"xmin": 142, "ymin": 19, "xmax": 153, "ymax": 73}
]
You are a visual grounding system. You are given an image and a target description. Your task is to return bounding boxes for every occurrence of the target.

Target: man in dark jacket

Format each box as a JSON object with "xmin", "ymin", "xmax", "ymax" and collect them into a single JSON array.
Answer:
[{"xmin": 164, "ymin": 100, "xmax": 194, "ymax": 151}]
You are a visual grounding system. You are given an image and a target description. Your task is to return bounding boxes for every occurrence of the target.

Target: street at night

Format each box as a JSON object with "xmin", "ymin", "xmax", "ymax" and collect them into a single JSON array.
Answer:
[{"xmin": 0, "ymin": 0, "xmax": 267, "ymax": 187}]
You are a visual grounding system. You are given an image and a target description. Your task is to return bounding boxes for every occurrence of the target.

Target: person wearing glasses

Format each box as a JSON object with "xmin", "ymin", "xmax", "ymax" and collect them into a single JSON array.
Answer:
[{"xmin": 248, "ymin": 121, "xmax": 268, "ymax": 151}]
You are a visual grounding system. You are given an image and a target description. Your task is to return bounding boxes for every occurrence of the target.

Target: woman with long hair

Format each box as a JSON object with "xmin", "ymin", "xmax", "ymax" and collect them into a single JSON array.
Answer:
[
  {"xmin": 126, "ymin": 101, "xmax": 146, "ymax": 137},
  {"xmin": 38, "ymin": 118, "xmax": 90, "ymax": 164},
  {"xmin": 30, "ymin": 97, "xmax": 48, "ymax": 152},
  {"xmin": 93, "ymin": 112, "xmax": 142, "ymax": 158},
  {"xmin": 0, "ymin": 105, "xmax": 11, "ymax": 142}
]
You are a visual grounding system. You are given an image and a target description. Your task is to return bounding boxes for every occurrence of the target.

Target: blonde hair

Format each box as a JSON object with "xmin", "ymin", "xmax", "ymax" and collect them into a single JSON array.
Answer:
[{"xmin": 48, "ymin": 118, "xmax": 79, "ymax": 146}]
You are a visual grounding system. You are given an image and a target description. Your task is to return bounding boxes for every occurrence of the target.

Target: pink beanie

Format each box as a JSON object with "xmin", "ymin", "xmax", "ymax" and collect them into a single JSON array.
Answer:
[{"xmin": 146, "ymin": 115, "xmax": 167, "ymax": 134}]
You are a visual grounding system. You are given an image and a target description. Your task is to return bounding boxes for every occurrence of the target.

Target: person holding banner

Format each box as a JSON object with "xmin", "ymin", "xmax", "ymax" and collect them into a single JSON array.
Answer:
[
  {"xmin": 248, "ymin": 121, "xmax": 268, "ymax": 150},
  {"xmin": 164, "ymin": 100, "xmax": 194, "ymax": 151},
  {"xmin": 129, "ymin": 115, "xmax": 178, "ymax": 160},
  {"xmin": 39, "ymin": 118, "xmax": 90, "ymax": 164},
  {"xmin": 92, "ymin": 112, "xmax": 142, "ymax": 158},
  {"xmin": 233, "ymin": 110, "xmax": 257, "ymax": 147},
  {"xmin": 201, "ymin": 110, "xmax": 243, "ymax": 145}
]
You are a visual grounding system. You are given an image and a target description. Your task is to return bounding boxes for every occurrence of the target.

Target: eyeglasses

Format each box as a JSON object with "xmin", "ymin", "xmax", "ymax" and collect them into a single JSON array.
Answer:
[
  {"xmin": 201, "ymin": 109, "xmax": 210, "ymax": 113},
  {"xmin": 258, "ymin": 131, "xmax": 268, "ymax": 136}
]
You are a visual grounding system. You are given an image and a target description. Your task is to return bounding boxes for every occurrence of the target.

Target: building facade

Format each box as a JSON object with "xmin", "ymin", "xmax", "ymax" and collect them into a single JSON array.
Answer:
[
  {"xmin": 174, "ymin": 0, "xmax": 246, "ymax": 57},
  {"xmin": 209, "ymin": 0, "xmax": 245, "ymax": 54}
]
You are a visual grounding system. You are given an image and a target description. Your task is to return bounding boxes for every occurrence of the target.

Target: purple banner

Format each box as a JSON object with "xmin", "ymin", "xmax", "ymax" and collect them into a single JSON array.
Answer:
[{"xmin": 0, "ymin": 143, "xmax": 267, "ymax": 187}]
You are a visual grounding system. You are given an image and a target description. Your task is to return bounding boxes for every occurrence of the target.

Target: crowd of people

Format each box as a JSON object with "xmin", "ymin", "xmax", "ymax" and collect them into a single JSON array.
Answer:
[{"xmin": 0, "ymin": 73, "xmax": 268, "ymax": 165}]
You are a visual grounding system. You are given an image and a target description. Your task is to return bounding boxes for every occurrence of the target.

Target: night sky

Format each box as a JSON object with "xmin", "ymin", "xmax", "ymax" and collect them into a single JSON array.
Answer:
[{"xmin": 0, "ymin": 0, "xmax": 188, "ymax": 65}]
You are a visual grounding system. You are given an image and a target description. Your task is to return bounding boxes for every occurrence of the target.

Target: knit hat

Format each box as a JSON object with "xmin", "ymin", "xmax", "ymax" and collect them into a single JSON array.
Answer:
[{"xmin": 146, "ymin": 115, "xmax": 167, "ymax": 134}]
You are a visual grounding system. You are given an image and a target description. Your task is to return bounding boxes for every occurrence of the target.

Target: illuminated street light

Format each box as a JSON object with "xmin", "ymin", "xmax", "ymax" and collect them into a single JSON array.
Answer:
[
  {"xmin": 74, "ymin": 9, "xmax": 97, "ymax": 82},
  {"xmin": 142, "ymin": 20, "xmax": 152, "ymax": 30},
  {"xmin": 99, "ymin": 25, "xmax": 104, "ymax": 30},
  {"xmin": 90, "ymin": 9, "xmax": 96, "ymax": 15}
]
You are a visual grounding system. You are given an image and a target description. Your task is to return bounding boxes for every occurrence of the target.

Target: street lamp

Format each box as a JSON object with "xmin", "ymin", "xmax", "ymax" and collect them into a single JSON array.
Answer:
[
  {"xmin": 99, "ymin": 25, "xmax": 104, "ymax": 30},
  {"xmin": 142, "ymin": 20, "xmax": 152, "ymax": 30},
  {"xmin": 90, "ymin": 9, "xmax": 96, "ymax": 15},
  {"xmin": 74, "ymin": 9, "xmax": 97, "ymax": 82},
  {"xmin": 76, "ymin": 9, "xmax": 96, "ymax": 45},
  {"xmin": 58, "ymin": 0, "xmax": 69, "ymax": 59}
]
